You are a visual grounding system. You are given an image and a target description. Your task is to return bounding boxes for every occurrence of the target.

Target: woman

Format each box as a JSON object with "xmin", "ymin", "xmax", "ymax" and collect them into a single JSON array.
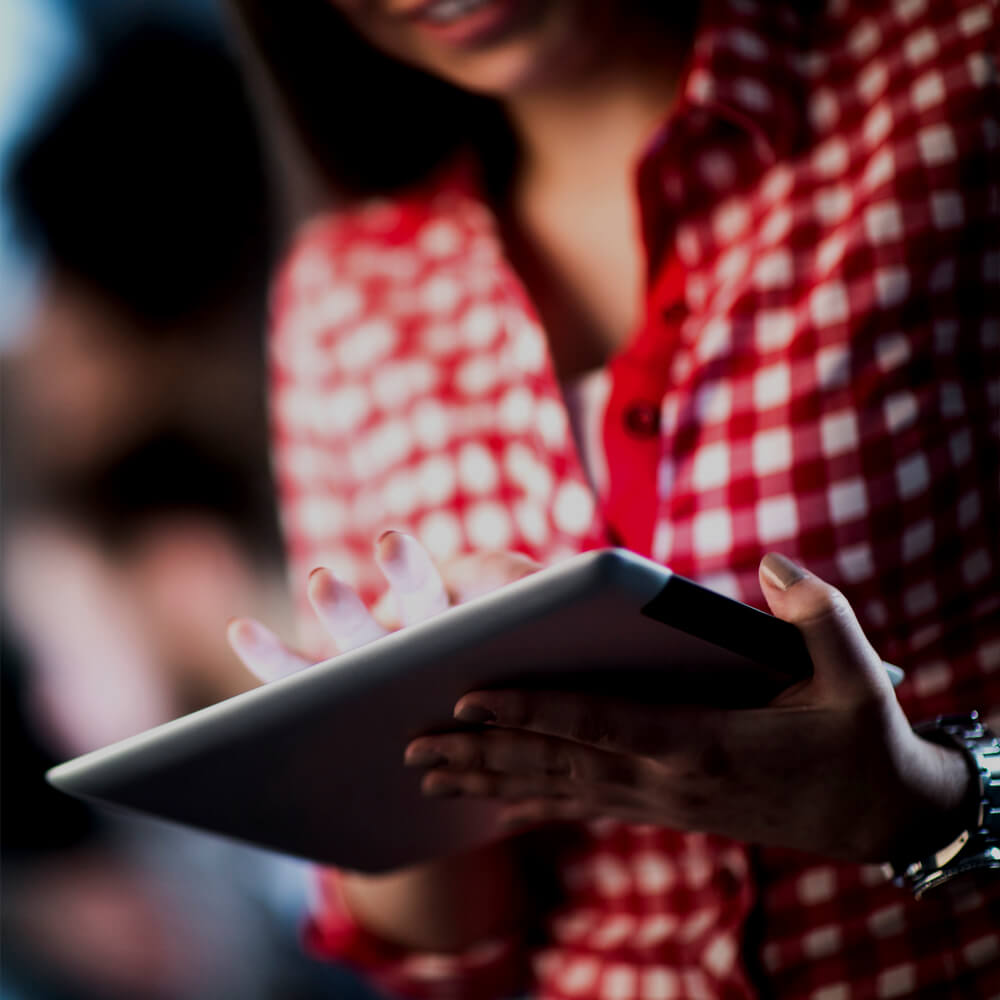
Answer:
[{"xmin": 226, "ymin": 1, "xmax": 1000, "ymax": 997}]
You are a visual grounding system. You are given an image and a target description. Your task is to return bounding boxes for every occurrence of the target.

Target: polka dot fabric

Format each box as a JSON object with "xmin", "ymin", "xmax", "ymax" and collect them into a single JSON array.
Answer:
[
  {"xmin": 271, "ymin": 179, "xmax": 606, "ymax": 661},
  {"xmin": 271, "ymin": 1, "xmax": 1000, "ymax": 997}
]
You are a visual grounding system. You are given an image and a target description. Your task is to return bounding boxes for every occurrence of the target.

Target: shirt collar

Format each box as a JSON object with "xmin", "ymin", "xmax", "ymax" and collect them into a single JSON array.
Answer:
[
  {"xmin": 632, "ymin": 1, "xmax": 813, "ymax": 271},
  {"xmin": 647, "ymin": 0, "xmax": 811, "ymax": 169},
  {"xmin": 417, "ymin": 2, "xmax": 814, "ymax": 273}
]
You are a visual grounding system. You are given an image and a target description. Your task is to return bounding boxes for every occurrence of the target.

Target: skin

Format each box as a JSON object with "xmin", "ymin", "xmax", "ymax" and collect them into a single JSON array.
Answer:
[
  {"xmin": 231, "ymin": 534, "xmax": 976, "ymax": 952},
  {"xmin": 411, "ymin": 553, "xmax": 975, "ymax": 864},
  {"xmin": 228, "ymin": 0, "xmax": 975, "ymax": 953},
  {"xmin": 330, "ymin": 0, "xmax": 653, "ymax": 98},
  {"xmin": 329, "ymin": 1, "xmax": 696, "ymax": 375},
  {"xmin": 229, "ymin": 533, "xmax": 538, "ymax": 949}
]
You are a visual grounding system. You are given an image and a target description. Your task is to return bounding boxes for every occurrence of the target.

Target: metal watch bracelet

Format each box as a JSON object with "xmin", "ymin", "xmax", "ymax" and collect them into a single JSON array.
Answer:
[{"xmin": 887, "ymin": 712, "xmax": 1000, "ymax": 898}]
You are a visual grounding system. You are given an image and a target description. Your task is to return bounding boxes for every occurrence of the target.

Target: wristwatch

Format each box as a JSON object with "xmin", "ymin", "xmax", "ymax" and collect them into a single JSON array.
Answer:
[{"xmin": 888, "ymin": 712, "xmax": 1000, "ymax": 898}]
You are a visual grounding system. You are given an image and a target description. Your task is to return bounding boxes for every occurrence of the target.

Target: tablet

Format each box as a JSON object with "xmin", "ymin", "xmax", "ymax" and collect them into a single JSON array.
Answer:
[{"xmin": 47, "ymin": 549, "xmax": 875, "ymax": 872}]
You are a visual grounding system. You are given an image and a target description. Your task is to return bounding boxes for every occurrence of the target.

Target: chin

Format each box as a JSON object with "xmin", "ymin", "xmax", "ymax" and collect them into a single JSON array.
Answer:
[
  {"xmin": 408, "ymin": 2, "xmax": 587, "ymax": 96},
  {"xmin": 435, "ymin": 45, "xmax": 559, "ymax": 95}
]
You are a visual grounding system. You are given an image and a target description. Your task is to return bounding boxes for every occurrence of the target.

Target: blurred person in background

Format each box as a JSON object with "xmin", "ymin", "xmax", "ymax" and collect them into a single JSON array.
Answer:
[
  {"xmin": 1, "ymin": 6, "xmax": 374, "ymax": 998},
  {"xmin": 2, "ymin": 9, "xmax": 282, "ymax": 731},
  {"xmin": 223, "ymin": 1, "xmax": 1000, "ymax": 999}
]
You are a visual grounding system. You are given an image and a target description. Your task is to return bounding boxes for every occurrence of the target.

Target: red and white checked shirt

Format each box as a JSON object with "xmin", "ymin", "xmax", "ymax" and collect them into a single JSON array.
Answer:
[{"xmin": 269, "ymin": 1, "xmax": 1000, "ymax": 997}]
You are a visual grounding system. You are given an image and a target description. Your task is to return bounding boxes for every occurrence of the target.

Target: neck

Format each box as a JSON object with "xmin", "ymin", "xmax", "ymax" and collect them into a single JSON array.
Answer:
[{"xmin": 502, "ymin": 16, "xmax": 694, "ymax": 191}]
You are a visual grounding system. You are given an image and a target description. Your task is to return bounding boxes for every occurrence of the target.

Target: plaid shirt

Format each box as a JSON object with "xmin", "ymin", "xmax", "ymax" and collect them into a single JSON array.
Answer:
[{"xmin": 270, "ymin": 1, "xmax": 1000, "ymax": 997}]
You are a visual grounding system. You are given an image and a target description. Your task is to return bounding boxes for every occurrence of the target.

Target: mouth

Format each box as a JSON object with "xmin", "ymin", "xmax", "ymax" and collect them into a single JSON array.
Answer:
[
  {"xmin": 401, "ymin": 0, "xmax": 530, "ymax": 47},
  {"xmin": 411, "ymin": 0, "xmax": 495, "ymax": 24}
]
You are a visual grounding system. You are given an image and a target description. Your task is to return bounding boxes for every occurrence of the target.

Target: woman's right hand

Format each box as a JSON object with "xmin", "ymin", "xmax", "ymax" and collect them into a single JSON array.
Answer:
[
  {"xmin": 227, "ymin": 529, "xmax": 445, "ymax": 681},
  {"xmin": 227, "ymin": 530, "xmax": 540, "ymax": 682},
  {"xmin": 225, "ymin": 530, "xmax": 538, "ymax": 952}
]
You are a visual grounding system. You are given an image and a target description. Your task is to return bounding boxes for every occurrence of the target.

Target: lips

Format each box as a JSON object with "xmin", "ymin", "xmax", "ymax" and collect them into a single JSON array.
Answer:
[
  {"xmin": 401, "ymin": 0, "xmax": 533, "ymax": 48},
  {"xmin": 415, "ymin": 0, "xmax": 494, "ymax": 24}
]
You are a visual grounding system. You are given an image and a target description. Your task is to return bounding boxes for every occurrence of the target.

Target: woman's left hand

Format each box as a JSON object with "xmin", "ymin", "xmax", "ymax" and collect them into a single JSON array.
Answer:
[{"xmin": 405, "ymin": 553, "xmax": 976, "ymax": 863}]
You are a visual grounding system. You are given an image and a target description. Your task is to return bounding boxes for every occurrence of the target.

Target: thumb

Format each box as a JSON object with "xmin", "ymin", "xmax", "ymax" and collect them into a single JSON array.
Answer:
[{"xmin": 758, "ymin": 552, "xmax": 891, "ymax": 700}]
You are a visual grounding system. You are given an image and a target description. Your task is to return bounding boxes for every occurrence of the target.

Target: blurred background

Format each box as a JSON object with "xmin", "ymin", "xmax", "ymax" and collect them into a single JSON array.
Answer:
[{"xmin": 1, "ymin": 0, "xmax": 368, "ymax": 995}]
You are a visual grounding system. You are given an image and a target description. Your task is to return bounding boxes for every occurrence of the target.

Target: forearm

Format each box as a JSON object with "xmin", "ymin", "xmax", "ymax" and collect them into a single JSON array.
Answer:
[{"xmin": 338, "ymin": 839, "xmax": 525, "ymax": 953}]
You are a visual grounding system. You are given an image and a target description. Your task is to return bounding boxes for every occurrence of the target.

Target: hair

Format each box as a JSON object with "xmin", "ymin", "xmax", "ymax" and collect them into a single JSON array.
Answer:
[{"xmin": 225, "ymin": 0, "xmax": 514, "ymax": 199}]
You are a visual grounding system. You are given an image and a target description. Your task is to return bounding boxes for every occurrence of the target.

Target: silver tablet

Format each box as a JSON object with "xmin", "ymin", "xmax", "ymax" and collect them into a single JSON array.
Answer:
[{"xmin": 48, "ymin": 549, "xmax": 825, "ymax": 872}]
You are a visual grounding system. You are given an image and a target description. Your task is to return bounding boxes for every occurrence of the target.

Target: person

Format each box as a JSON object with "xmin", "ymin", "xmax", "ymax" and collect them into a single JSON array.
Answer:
[
  {"xmin": 3, "ymin": 13, "xmax": 283, "ymax": 759},
  {"xmin": 225, "ymin": 1, "xmax": 1000, "ymax": 997},
  {"xmin": 1, "ymin": 19, "xmax": 376, "ymax": 1000},
  {"xmin": 3, "ymin": 16, "xmax": 271, "ymax": 487}
]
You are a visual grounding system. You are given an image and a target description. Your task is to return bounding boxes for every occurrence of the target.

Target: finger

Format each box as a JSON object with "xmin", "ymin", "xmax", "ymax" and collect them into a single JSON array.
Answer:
[
  {"xmin": 369, "ymin": 589, "xmax": 400, "ymax": 632},
  {"xmin": 758, "ymin": 553, "xmax": 890, "ymax": 698},
  {"xmin": 496, "ymin": 797, "xmax": 594, "ymax": 831},
  {"xmin": 453, "ymin": 690, "xmax": 719, "ymax": 759},
  {"xmin": 374, "ymin": 531, "xmax": 450, "ymax": 626},
  {"xmin": 421, "ymin": 767, "xmax": 641, "ymax": 815},
  {"xmin": 405, "ymin": 730, "xmax": 644, "ymax": 787},
  {"xmin": 440, "ymin": 551, "xmax": 542, "ymax": 603},
  {"xmin": 421, "ymin": 768, "xmax": 578, "ymax": 802},
  {"xmin": 226, "ymin": 617, "xmax": 313, "ymax": 682},
  {"xmin": 307, "ymin": 567, "xmax": 388, "ymax": 651}
]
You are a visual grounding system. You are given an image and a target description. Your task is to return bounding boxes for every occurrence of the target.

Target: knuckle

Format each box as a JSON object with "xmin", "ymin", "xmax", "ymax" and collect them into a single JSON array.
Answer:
[
  {"xmin": 451, "ymin": 735, "xmax": 485, "ymax": 769},
  {"xmin": 791, "ymin": 580, "xmax": 853, "ymax": 629},
  {"xmin": 551, "ymin": 797, "xmax": 590, "ymax": 822},
  {"xmin": 657, "ymin": 741, "xmax": 703, "ymax": 776},
  {"xmin": 501, "ymin": 800, "xmax": 545, "ymax": 828},
  {"xmin": 460, "ymin": 771, "xmax": 492, "ymax": 797}
]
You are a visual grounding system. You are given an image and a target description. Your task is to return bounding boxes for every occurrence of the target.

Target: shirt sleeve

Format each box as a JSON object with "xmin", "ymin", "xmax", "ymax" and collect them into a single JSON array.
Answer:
[{"xmin": 303, "ymin": 868, "xmax": 529, "ymax": 1000}]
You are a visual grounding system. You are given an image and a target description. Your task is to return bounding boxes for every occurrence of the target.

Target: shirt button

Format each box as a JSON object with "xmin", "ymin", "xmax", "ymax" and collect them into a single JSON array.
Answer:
[
  {"xmin": 623, "ymin": 401, "xmax": 660, "ymax": 438},
  {"xmin": 661, "ymin": 300, "xmax": 689, "ymax": 324}
]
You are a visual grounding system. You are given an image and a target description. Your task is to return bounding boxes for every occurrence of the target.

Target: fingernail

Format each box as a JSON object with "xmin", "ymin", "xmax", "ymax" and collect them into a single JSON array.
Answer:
[
  {"xmin": 454, "ymin": 703, "xmax": 496, "ymax": 724},
  {"xmin": 308, "ymin": 570, "xmax": 351, "ymax": 616},
  {"xmin": 225, "ymin": 617, "xmax": 247, "ymax": 647},
  {"xmin": 760, "ymin": 552, "xmax": 808, "ymax": 591},
  {"xmin": 374, "ymin": 531, "xmax": 426, "ymax": 592},
  {"xmin": 230, "ymin": 618, "xmax": 268, "ymax": 648}
]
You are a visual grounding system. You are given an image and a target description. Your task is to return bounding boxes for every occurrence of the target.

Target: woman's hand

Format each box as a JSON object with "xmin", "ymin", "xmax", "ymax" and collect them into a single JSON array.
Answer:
[
  {"xmin": 405, "ymin": 553, "xmax": 977, "ymax": 864},
  {"xmin": 225, "ymin": 531, "xmax": 538, "ymax": 953},
  {"xmin": 227, "ymin": 531, "xmax": 539, "ymax": 681},
  {"xmin": 226, "ymin": 530, "xmax": 450, "ymax": 681}
]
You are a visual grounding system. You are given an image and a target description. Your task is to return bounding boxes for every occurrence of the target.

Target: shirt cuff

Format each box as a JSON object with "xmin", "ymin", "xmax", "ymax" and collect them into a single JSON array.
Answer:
[{"xmin": 304, "ymin": 868, "xmax": 528, "ymax": 1000}]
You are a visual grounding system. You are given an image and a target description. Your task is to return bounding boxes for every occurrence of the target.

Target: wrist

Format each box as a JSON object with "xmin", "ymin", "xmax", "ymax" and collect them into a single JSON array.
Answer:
[
  {"xmin": 898, "ymin": 736, "xmax": 977, "ymax": 859},
  {"xmin": 886, "ymin": 713, "xmax": 1000, "ymax": 897},
  {"xmin": 338, "ymin": 841, "xmax": 524, "ymax": 953},
  {"xmin": 858, "ymin": 710, "xmax": 971, "ymax": 864}
]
